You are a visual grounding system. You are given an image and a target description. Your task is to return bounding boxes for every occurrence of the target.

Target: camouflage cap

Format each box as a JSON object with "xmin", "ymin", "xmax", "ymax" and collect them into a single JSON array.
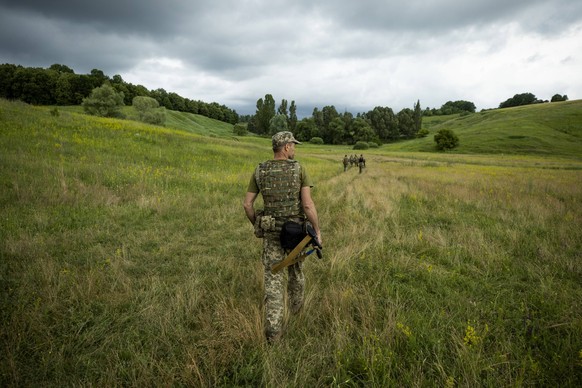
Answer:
[{"xmin": 272, "ymin": 131, "xmax": 301, "ymax": 149}]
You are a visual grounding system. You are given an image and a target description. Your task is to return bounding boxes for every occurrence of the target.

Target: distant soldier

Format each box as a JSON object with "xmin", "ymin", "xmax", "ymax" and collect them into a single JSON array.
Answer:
[
  {"xmin": 343, "ymin": 155, "xmax": 349, "ymax": 172},
  {"xmin": 350, "ymin": 154, "xmax": 356, "ymax": 167},
  {"xmin": 243, "ymin": 131, "xmax": 322, "ymax": 343},
  {"xmin": 358, "ymin": 154, "xmax": 366, "ymax": 173}
]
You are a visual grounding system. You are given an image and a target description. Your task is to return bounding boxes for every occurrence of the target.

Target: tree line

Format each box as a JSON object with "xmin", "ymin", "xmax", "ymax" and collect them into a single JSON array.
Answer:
[
  {"xmin": 243, "ymin": 94, "xmax": 426, "ymax": 145},
  {"xmin": 0, "ymin": 63, "xmax": 238, "ymax": 124},
  {"xmin": 498, "ymin": 92, "xmax": 568, "ymax": 109}
]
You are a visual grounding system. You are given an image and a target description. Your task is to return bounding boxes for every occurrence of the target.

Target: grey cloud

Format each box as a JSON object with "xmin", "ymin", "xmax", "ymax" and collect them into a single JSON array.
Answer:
[
  {"xmin": 0, "ymin": 0, "xmax": 195, "ymax": 36},
  {"xmin": 313, "ymin": 0, "xmax": 581, "ymax": 34},
  {"xmin": 0, "ymin": 8, "xmax": 155, "ymax": 74}
]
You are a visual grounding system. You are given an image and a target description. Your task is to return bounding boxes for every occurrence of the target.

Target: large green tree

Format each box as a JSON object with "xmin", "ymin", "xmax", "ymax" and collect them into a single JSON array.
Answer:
[
  {"xmin": 312, "ymin": 108, "xmax": 324, "ymax": 132},
  {"xmin": 499, "ymin": 93, "xmax": 538, "ymax": 108},
  {"xmin": 289, "ymin": 101, "xmax": 298, "ymax": 132},
  {"xmin": 327, "ymin": 117, "xmax": 346, "ymax": 144},
  {"xmin": 111, "ymin": 74, "xmax": 132, "ymax": 105},
  {"xmin": 49, "ymin": 64, "xmax": 74, "ymax": 74},
  {"xmin": 368, "ymin": 106, "xmax": 398, "ymax": 141},
  {"xmin": 54, "ymin": 72, "xmax": 76, "ymax": 105},
  {"xmin": 255, "ymin": 94, "xmax": 276, "ymax": 135},
  {"xmin": 551, "ymin": 94, "xmax": 568, "ymax": 102},
  {"xmin": 295, "ymin": 117, "xmax": 318, "ymax": 142},
  {"xmin": 150, "ymin": 88, "xmax": 172, "ymax": 110},
  {"xmin": 352, "ymin": 117, "xmax": 375, "ymax": 143},
  {"xmin": 82, "ymin": 83, "xmax": 125, "ymax": 117},
  {"xmin": 11, "ymin": 67, "xmax": 56, "ymax": 105},
  {"xmin": 440, "ymin": 100, "xmax": 476, "ymax": 114},
  {"xmin": 168, "ymin": 92, "xmax": 186, "ymax": 111},
  {"xmin": 320, "ymin": 105, "xmax": 339, "ymax": 144},
  {"xmin": 277, "ymin": 99, "xmax": 288, "ymax": 117},
  {"xmin": 269, "ymin": 114, "xmax": 288, "ymax": 135},
  {"xmin": 89, "ymin": 69, "xmax": 109, "ymax": 88},
  {"xmin": 397, "ymin": 108, "xmax": 416, "ymax": 139},
  {"xmin": 413, "ymin": 100, "xmax": 422, "ymax": 135}
]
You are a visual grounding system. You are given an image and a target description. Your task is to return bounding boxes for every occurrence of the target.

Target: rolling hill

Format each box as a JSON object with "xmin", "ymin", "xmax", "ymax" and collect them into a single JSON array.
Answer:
[
  {"xmin": 5, "ymin": 97, "xmax": 582, "ymax": 159},
  {"xmin": 386, "ymin": 100, "xmax": 582, "ymax": 158}
]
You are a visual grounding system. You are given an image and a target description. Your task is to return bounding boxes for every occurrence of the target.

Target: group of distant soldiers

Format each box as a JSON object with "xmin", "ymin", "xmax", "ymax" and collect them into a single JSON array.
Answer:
[{"xmin": 343, "ymin": 154, "xmax": 366, "ymax": 173}]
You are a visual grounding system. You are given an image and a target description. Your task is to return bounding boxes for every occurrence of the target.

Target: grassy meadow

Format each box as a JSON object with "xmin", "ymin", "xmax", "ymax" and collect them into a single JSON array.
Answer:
[{"xmin": 1, "ymin": 98, "xmax": 582, "ymax": 386}]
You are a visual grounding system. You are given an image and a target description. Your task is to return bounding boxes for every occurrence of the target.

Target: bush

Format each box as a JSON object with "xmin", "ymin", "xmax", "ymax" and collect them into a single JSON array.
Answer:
[
  {"xmin": 353, "ymin": 141, "xmax": 369, "ymax": 150},
  {"xmin": 133, "ymin": 96, "xmax": 165, "ymax": 125},
  {"xmin": 434, "ymin": 129, "xmax": 459, "ymax": 151},
  {"xmin": 142, "ymin": 109, "xmax": 166, "ymax": 126},
  {"xmin": 310, "ymin": 137, "xmax": 324, "ymax": 144},
  {"xmin": 416, "ymin": 128, "xmax": 429, "ymax": 138},
  {"xmin": 233, "ymin": 123, "xmax": 247, "ymax": 136},
  {"xmin": 368, "ymin": 142, "xmax": 379, "ymax": 148}
]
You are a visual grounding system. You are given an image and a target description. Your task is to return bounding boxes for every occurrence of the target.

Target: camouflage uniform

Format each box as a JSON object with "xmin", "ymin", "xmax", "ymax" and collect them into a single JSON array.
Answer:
[
  {"xmin": 358, "ymin": 154, "xmax": 365, "ymax": 173},
  {"xmin": 246, "ymin": 132, "xmax": 312, "ymax": 342},
  {"xmin": 262, "ymin": 231, "xmax": 304, "ymax": 340}
]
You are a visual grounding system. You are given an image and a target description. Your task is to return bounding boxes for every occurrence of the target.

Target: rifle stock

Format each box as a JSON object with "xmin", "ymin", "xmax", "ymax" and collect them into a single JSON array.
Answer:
[{"xmin": 271, "ymin": 224, "xmax": 323, "ymax": 273}]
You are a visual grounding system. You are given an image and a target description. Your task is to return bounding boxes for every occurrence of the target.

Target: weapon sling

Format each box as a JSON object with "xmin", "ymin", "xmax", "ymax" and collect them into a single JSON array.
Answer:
[{"xmin": 271, "ymin": 234, "xmax": 313, "ymax": 273}]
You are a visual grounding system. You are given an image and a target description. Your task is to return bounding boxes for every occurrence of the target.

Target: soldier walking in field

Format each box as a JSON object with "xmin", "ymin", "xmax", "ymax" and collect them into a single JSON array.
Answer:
[
  {"xmin": 243, "ymin": 131, "xmax": 322, "ymax": 343},
  {"xmin": 343, "ymin": 155, "xmax": 349, "ymax": 172},
  {"xmin": 358, "ymin": 154, "xmax": 366, "ymax": 174}
]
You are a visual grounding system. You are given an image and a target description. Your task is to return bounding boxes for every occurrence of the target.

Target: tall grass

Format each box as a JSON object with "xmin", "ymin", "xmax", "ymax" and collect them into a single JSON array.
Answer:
[{"xmin": 1, "ymin": 99, "xmax": 581, "ymax": 386}]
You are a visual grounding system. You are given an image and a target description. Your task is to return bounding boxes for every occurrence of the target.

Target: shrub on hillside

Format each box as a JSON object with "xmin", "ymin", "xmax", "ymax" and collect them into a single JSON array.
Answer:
[
  {"xmin": 353, "ymin": 141, "xmax": 369, "ymax": 150},
  {"xmin": 434, "ymin": 129, "xmax": 459, "ymax": 151},
  {"xmin": 368, "ymin": 142, "xmax": 379, "ymax": 148},
  {"xmin": 233, "ymin": 123, "xmax": 248, "ymax": 136},
  {"xmin": 416, "ymin": 128, "xmax": 429, "ymax": 138},
  {"xmin": 310, "ymin": 137, "xmax": 324, "ymax": 144},
  {"xmin": 133, "ymin": 96, "xmax": 166, "ymax": 125},
  {"xmin": 142, "ymin": 109, "xmax": 166, "ymax": 126}
]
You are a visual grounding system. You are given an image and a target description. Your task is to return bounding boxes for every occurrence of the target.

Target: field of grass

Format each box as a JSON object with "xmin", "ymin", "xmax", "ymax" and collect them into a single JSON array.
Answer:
[{"xmin": 1, "ymin": 98, "xmax": 582, "ymax": 386}]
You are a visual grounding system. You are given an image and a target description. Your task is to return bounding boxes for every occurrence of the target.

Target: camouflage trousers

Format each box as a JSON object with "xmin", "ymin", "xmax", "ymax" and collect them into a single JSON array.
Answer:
[{"xmin": 262, "ymin": 233, "xmax": 305, "ymax": 341}]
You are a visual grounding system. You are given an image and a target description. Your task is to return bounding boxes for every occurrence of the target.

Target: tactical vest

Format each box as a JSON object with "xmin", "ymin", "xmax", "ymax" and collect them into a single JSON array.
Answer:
[{"xmin": 255, "ymin": 160, "xmax": 303, "ymax": 219}]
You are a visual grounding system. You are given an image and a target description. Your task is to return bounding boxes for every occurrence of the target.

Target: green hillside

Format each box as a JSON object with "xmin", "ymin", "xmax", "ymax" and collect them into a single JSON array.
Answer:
[
  {"xmin": 58, "ymin": 104, "xmax": 238, "ymax": 137},
  {"xmin": 386, "ymin": 100, "xmax": 582, "ymax": 158},
  {"xmin": 163, "ymin": 109, "xmax": 236, "ymax": 137},
  {"xmin": 56, "ymin": 98, "xmax": 582, "ymax": 159}
]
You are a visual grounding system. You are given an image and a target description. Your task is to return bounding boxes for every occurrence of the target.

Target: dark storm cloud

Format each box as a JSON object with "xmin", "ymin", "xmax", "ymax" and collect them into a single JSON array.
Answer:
[
  {"xmin": 0, "ymin": 0, "xmax": 581, "ymax": 114},
  {"xmin": 313, "ymin": 0, "xmax": 582, "ymax": 34},
  {"xmin": 0, "ymin": 0, "xmax": 193, "ymax": 36}
]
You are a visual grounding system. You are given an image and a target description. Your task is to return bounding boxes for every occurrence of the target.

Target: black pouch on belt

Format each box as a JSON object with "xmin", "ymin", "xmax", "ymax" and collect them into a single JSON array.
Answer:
[{"xmin": 280, "ymin": 221, "xmax": 306, "ymax": 250}]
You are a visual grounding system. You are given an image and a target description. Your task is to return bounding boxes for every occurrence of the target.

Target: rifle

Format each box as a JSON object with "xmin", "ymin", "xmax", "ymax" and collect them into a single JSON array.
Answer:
[{"xmin": 271, "ymin": 224, "xmax": 322, "ymax": 273}]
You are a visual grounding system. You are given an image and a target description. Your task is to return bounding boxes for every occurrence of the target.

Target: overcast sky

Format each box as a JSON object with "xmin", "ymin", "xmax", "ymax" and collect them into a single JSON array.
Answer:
[{"xmin": 1, "ymin": 0, "xmax": 581, "ymax": 117}]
